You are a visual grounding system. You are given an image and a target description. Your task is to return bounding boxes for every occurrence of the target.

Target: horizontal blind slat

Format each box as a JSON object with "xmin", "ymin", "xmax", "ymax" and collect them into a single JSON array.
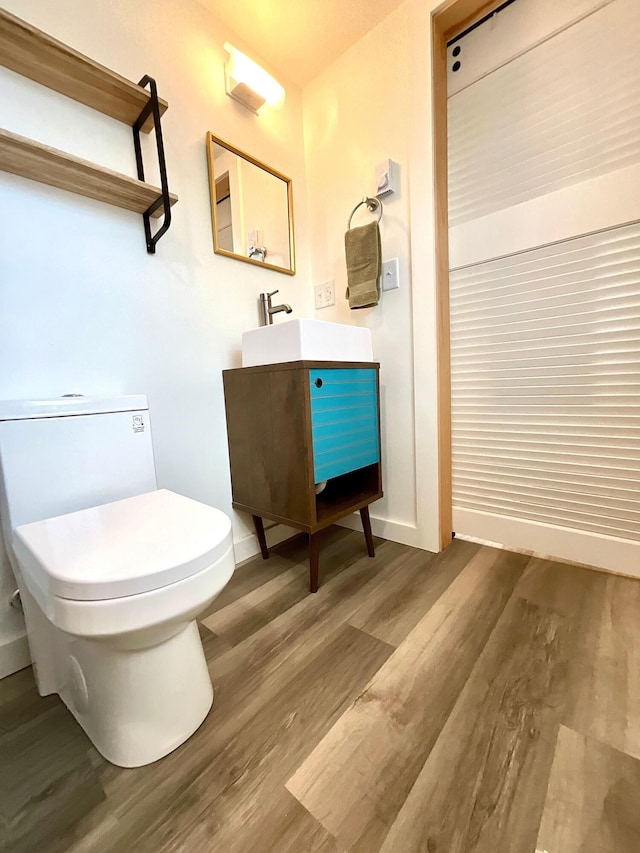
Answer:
[
  {"xmin": 451, "ymin": 481, "xmax": 640, "ymax": 523},
  {"xmin": 453, "ymin": 453, "xmax": 640, "ymax": 478}
]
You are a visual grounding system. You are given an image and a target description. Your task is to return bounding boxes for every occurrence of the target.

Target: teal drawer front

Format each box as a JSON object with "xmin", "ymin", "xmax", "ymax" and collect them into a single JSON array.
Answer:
[{"xmin": 309, "ymin": 368, "xmax": 379, "ymax": 483}]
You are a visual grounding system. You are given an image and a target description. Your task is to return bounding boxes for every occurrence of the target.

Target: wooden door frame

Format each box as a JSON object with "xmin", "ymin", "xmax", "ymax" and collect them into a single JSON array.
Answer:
[{"xmin": 431, "ymin": 0, "xmax": 505, "ymax": 549}]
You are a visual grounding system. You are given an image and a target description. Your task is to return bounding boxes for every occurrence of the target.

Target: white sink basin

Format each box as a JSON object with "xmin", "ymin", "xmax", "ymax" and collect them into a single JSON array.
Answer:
[{"xmin": 242, "ymin": 318, "xmax": 374, "ymax": 367}]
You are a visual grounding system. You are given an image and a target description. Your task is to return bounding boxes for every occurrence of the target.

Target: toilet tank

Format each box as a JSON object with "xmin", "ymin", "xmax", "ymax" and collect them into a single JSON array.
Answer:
[{"xmin": 0, "ymin": 396, "xmax": 158, "ymax": 539}]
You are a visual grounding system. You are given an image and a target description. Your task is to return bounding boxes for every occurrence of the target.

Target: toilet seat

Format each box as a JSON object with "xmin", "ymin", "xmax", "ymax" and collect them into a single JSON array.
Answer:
[
  {"xmin": 13, "ymin": 489, "xmax": 232, "ymax": 601},
  {"xmin": 22, "ymin": 542, "xmax": 235, "ymax": 639}
]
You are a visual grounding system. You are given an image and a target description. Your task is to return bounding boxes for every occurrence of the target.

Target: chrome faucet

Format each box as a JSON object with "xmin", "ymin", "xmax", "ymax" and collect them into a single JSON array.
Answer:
[
  {"xmin": 249, "ymin": 246, "xmax": 267, "ymax": 262},
  {"xmin": 259, "ymin": 290, "xmax": 293, "ymax": 326}
]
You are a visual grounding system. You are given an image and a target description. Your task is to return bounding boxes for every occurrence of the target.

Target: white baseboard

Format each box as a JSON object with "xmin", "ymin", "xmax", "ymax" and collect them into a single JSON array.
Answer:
[
  {"xmin": 233, "ymin": 514, "xmax": 428, "ymax": 565},
  {"xmin": 337, "ymin": 513, "xmax": 425, "ymax": 549},
  {"xmin": 233, "ymin": 523, "xmax": 301, "ymax": 565},
  {"xmin": 0, "ymin": 608, "xmax": 31, "ymax": 679},
  {"xmin": 453, "ymin": 507, "xmax": 640, "ymax": 579}
]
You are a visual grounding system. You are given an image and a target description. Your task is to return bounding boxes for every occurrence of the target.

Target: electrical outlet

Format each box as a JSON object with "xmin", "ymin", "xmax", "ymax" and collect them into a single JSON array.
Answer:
[{"xmin": 314, "ymin": 279, "xmax": 335, "ymax": 309}]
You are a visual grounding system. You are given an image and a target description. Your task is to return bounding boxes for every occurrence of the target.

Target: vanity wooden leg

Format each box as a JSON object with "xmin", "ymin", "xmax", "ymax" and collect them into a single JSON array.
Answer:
[
  {"xmin": 309, "ymin": 532, "xmax": 320, "ymax": 593},
  {"xmin": 252, "ymin": 515, "xmax": 270, "ymax": 560},
  {"xmin": 360, "ymin": 505, "xmax": 375, "ymax": 558}
]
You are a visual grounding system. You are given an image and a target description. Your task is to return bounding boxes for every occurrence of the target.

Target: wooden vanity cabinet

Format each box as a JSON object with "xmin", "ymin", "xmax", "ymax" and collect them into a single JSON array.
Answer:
[{"xmin": 222, "ymin": 360, "xmax": 383, "ymax": 591}]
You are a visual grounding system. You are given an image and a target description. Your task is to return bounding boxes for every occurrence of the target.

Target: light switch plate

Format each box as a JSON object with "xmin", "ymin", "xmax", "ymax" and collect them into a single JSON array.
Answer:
[
  {"xmin": 375, "ymin": 159, "xmax": 399, "ymax": 198},
  {"xmin": 314, "ymin": 279, "xmax": 335, "ymax": 309},
  {"xmin": 382, "ymin": 258, "xmax": 400, "ymax": 291}
]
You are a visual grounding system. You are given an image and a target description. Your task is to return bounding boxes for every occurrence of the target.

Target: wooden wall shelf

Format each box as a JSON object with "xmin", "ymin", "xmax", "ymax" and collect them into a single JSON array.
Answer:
[
  {"xmin": 0, "ymin": 129, "xmax": 177, "ymax": 218},
  {"xmin": 0, "ymin": 9, "xmax": 167, "ymax": 134},
  {"xmin": 0, "ymin": 9, "xmax": 176, "ymax": 251}
]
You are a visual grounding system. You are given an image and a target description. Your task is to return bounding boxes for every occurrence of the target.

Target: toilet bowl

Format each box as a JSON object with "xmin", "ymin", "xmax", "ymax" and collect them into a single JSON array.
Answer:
[
  {"xmin": 13, "ymin": 489, "xmax": 234, "ymax": 767},
  {"xmin": 0, "ymin": 396, "xmax": 236, "ymax": 767}
]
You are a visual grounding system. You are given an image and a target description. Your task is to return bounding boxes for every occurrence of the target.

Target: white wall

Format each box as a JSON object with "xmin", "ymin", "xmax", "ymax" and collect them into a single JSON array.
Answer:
[
  {"xmin": 0, "ymin": 0, "xmax": 449, "ymax": 677},
  {"xmin": 239, "ymin": 159, "xmax": 291, "ymax": 266},
  {"xmin": 211, "ymin": 146, "xmax": 244, "ymax": 252},
  {"xmin": 0, "ymin": 0, "xmax": 312, "ymax": 670},
  {"xmin": 302, "ymin": 0, "xmax": 442, "ymax": 550}
]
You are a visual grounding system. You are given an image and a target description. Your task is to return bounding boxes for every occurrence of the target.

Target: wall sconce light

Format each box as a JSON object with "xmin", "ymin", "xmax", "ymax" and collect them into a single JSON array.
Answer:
[{"xmin": 224, "ymin": 43, "xmax": 285, "ymax": 115}]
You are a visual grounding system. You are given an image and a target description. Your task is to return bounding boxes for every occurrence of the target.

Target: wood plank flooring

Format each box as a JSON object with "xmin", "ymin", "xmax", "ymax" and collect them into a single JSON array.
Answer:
[
  {"xmin": 536, "ymin": 726, "xmax": 640, "ymax": 853},
  {"xmin": 1, "ymin": 528, "xmax": 639, "ymax": 852}
]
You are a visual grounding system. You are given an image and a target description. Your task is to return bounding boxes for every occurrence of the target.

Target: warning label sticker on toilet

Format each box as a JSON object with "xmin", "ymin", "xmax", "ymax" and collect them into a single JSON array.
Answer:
[{"xmin": 132, "ymin": 415, "xmax": 145, "ymax": 433}]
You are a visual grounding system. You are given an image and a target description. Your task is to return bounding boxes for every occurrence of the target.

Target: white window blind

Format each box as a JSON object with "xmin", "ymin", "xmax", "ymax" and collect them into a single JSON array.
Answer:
[
  {"xmin": 448, "ymin": 0, "xmax": 640, "ymax": 227},
  {"xmin": 450, "ymin": 222, "xmax": 640, "ymax": 544}
]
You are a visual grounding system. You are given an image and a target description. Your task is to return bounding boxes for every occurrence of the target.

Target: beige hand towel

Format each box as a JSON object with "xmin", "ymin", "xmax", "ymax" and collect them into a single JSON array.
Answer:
[{"xmin": 345, "ymin": 220, "xmax": 381, "ymax": 309}]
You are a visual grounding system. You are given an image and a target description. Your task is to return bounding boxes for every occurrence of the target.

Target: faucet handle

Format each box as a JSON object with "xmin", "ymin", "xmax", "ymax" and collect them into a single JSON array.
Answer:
[{"xmin": 267, "ymin": 289, "xmax": 279, "ymax": 298}]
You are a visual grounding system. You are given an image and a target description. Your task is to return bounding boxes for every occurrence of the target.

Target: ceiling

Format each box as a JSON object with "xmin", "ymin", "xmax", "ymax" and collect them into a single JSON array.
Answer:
[{"xmin": 200, "ymin": 0, "xmax": 407, "ymax": 87}]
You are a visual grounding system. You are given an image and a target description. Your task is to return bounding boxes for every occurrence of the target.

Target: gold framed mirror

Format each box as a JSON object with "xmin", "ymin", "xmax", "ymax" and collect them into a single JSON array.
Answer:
[{"xmin": 206, "ymin": 132, "xmax": 295, "ymax": 275}]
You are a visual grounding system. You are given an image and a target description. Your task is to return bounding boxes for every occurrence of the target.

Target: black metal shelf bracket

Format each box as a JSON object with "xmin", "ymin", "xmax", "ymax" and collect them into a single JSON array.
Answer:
[{"xmin": 133, "ymin": 75, "xmax": 172, "ymax": 254}]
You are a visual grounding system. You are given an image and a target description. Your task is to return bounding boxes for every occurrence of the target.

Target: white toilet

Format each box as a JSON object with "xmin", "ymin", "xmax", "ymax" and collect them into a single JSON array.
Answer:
[{"xmin": 0, "ymin": 395, "xmax": 235, "ymax": 767}]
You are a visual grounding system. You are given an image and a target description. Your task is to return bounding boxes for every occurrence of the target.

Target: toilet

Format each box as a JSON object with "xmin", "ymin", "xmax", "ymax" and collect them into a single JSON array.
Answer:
[{"xmin": 0, "ymin": 395, "xmax": 235, "ymax": 767}]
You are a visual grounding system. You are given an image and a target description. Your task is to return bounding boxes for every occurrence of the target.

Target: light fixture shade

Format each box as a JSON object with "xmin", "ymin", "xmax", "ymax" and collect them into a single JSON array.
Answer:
[{"xmin": 224, "ymin": 43, "xmax": 285, "ymax": 114}]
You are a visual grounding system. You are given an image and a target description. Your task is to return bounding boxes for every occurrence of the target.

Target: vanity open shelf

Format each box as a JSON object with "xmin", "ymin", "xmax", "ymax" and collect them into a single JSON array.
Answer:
[
  {"xmin": 315, "ymin": 465, "xmax": 380, "ymax": 526},
  {"xmin": 0, "ymin": 8, "xmax": 175, "ymax": 251},
  {"xmin": 223, "ymin": 360, "xmax": 383, "ymax": 592}
]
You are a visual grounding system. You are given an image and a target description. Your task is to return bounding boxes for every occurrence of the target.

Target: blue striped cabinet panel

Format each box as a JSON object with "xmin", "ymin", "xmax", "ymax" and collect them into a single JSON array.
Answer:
[{"xmin": 309, "ymin": 368, "xmax": 380, "ymax": 484}]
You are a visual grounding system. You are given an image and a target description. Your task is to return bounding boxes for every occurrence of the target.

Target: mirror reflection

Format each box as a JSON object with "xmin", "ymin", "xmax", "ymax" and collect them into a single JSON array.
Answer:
[{"xmin": 206, "ymin": 133, "xmax": 295, "ymax": 275}]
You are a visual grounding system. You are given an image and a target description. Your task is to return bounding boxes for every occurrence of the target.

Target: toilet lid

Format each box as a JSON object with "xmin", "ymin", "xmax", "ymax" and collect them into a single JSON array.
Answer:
[{"xmin": 13, "ymin": 489, "xmax": 233, "ymax": 601}]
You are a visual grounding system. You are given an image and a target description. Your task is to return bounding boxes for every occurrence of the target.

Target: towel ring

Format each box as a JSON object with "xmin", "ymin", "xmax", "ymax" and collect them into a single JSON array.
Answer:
[{"xmin": 348, "ymin": 196, "xmax": 383, "ymax": 230}]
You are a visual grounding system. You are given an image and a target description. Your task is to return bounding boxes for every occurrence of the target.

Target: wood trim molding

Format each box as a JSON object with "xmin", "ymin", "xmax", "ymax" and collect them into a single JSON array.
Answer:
[
  {"xmin": 431, "ymin": 13, "xmax": 452, "ymax": 551},
  {"xmin": 434, "ymin": 0, "xmax": 504, "ymax": 41},
  {"xmin": 431, "ymin": 0, "xmax": 503, "ymax": 549}
]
